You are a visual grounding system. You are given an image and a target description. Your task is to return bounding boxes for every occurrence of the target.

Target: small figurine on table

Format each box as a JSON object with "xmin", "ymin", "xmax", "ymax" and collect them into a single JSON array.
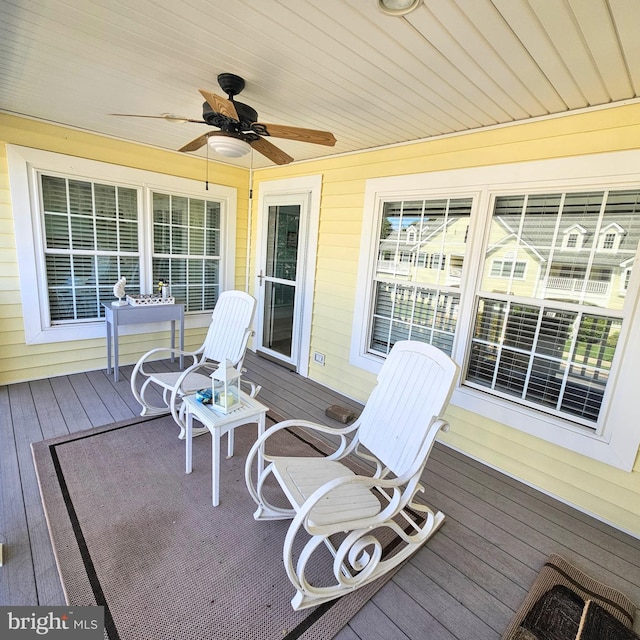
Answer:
[
  {"xmin": 112, "ymin": 277, "xmax": 127, "ymax": 306},
  {"xmin": 158, "ymin": 278, "xmax": 169, "ymax": 300}
]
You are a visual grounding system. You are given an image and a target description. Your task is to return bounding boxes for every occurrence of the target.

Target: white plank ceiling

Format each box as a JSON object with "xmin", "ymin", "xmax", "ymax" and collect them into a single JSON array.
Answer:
[{"xmin": 1, "ymin": 0, "xmax": 639, "ymax": 168}]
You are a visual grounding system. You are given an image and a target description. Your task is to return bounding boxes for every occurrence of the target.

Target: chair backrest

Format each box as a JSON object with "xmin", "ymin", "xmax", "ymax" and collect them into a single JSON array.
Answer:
[
  {"xmin": 356, "ymin": 341, "xmax": 459, "ymax": 478},
  {"xmin": 200, "ymin": 290, "xmax": 257, "ymax": 368}
]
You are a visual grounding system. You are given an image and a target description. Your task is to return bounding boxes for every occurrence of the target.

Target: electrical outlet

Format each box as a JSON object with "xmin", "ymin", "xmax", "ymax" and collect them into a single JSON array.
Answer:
[{"xmin": 313, "ymin": 352, "xmax": 325, "ymax": 366}]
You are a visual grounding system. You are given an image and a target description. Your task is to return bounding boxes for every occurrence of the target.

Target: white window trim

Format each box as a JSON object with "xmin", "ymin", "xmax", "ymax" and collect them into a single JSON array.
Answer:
[
  {"xmin": 352, "ymin": 150, "xmax": 640, "ymax": 471},
  {"xmin": 8, "ymin": 145, "xmax": 237, "ymax": 344}
]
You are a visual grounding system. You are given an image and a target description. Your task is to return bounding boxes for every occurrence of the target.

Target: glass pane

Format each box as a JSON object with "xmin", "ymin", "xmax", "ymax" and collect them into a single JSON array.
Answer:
[
  {"xmin": 96, "ymin": 218, "xmax": 118, "ymax": 251},
  {"xmin": 265, "ymin": 205, "xmax": 300, "ymax": 281},
  {"xmin": 118, "ymin": 187, "xmax": 138, "ymax": 221},
  {"xmin": 189, "ymin": 199, "xmax": 205, "ymax": 228},
  {"xmin": 206, "ymin": 201, "xmax": 221, "ymax": 229},
  {"xmin": 153, "ymin": 193, "xmax": 171, "ymax": 225},
  {"xmin": 120, "ymin": 257, "xmax": 140, "ymax": 290},
  {"xmin": 203, "ymin": 286, "xmax": 219, "ymax": 310},
  {"xmin": 596, "ymin": 189, "xmax": 640, "ymax": 311},
  {"xmin": 73, "ymin": 255, "xmax": 95, "ymax": 285},
  {"xmin": 369, "ymin": 282, "xmax": 458, "ymax": 356},
  {"xmin": 41, "ymin": 175, "xmax": 67, "ymax": 213},
  {"xmin": 95, "ymin": 184, "xmax": 116, "ymax": 218},
  {"xmin": 68, "ymin": 180, "xmax": 93, "ymax": 216},
  {"xmin": 190, "ymin": 225, "xmax": 205, "ymax": 255},
  {"xmin": 45, "ymin": 255, "xmax": 72, "ymax": 287},
  {"xmin": 171, "ymin": 226, "xmax": 187, "ymax": 254},
  {"xmin": 152, "ymin": 258, "xmax": 170, "ymax": 288},
  {"xmin": 154, "ymin": 223, "xmax": 171, "ymax": 254},
  {"xmin": 119, "ymin": 220, "xmax": 138, "ymax": 252},
  {"xmin": 171, "ymin": 196, "xmax": 188, "ymax": 226},
  {"xmin": 44, "ymin": 213, "xmax": 70, "ymax": 249},
  {"xmin": 70, "ymin": 216, "xmax": 95, "ymax": 250},
  {"xmin": 262, "ymin": 281, "xmax": 295, "ymax": 357},
  {"xmin": 97, "ymin": 256, "xmax": 119, "ymax": 286},
  {"xmin": 188, "ymin": 259, "xmax": 203, "ymax": 284},
  {"xmin": 206, "ymin": 229, "xmax": 220, "ymax": 256}
]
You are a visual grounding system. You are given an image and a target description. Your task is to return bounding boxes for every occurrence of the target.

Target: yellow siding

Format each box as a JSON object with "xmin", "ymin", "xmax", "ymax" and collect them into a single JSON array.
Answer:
[
  {"xmin": 252, "ymin": 103, "xmax": 640, "ymax": 536},
  {"xmin": 0, "ymin": 113, "xmax": 247, "ymax": 384}
]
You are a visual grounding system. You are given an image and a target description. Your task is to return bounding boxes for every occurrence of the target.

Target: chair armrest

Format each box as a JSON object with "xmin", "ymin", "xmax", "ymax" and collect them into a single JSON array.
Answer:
[
  {"xmin": 134, "ymin": 347, "xmax": 200, "ymax": 374},
  {"xmin": 253, "ymin": 419, "xmax": 358, "ymax": 463}
]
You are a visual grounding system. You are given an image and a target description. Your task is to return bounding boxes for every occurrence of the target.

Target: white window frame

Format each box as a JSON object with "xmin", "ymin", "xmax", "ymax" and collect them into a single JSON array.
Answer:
[
  {"xmin": 352, "ymin": 150, "xmax": 640, "ymax": 470},
  {"xmin": 8, "ymin": 145, "xmax": 237, "ymax": 344}
]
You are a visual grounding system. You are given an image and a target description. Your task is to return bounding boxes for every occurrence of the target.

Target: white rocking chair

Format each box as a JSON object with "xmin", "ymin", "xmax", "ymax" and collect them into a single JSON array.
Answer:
[
  {"xmin": 244, "ymin": 340, "xmax": 459, "ymax": 610},
  {"xmin": 130, "ymin": 290, "xmax": 257, "ymax": 438}
]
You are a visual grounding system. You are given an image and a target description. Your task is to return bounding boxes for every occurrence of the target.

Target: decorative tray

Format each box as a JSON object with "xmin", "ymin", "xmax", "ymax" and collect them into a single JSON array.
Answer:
[{"xmin": 126, "ymin": 294, "xmax": 175, "ymax": 306}]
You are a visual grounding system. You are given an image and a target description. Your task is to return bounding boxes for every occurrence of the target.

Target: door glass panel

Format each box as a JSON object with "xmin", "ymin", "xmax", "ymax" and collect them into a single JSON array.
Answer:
[
  {"xmin": 265, "ymin": 205, "xmax": 300, "ymax": 281},
  {"xmin": 262, "ymin": 204, "xmax": 301, "ymax": 359},
  {"xmin": 262, "ymin": 281, "xmax": 295, "ymax": 357}
]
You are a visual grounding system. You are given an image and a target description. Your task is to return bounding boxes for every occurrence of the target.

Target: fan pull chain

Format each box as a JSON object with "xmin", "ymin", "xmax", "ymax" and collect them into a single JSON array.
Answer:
[{"xmin": 205, "ymin": 139, "xmax": 209, "ymax": 190}]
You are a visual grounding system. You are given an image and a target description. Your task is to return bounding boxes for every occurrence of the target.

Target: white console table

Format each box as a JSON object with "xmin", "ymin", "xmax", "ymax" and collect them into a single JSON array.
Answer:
[{"xmin": 103, "ymin": 303, "xmax": 184, "ymax": 382}]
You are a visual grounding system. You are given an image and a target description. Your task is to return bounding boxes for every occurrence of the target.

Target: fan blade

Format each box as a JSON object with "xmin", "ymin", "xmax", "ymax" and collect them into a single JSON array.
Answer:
[
  {"xmin": 249, "ymin": 137, "xmax": 294, "ymax": 165},
  {"xmin": 178, "ymin": 133, "xmax": 211, "ymax": 153},
  {"xmin": 199, "ymin": 89, "xmax": 239, "ymax": 121},
  {"xmin": 252, "ymin": 122, "xmax": 336, "ymax": 146},
  {"xmin": 110, "ymin": 113, "xmax": 205, "ymax": 123}
]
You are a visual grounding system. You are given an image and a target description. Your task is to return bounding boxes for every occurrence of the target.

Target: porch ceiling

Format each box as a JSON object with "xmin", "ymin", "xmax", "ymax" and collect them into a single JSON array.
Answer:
[{"xmin": 1, "ymin": 0, "xmax": 639, "ymax": 168}]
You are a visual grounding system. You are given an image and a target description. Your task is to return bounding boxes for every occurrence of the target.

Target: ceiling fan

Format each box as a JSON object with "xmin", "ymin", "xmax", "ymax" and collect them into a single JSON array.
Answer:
[{"xmin": 111, "ymin": 73, "xmax": 337, "ymax": 165}]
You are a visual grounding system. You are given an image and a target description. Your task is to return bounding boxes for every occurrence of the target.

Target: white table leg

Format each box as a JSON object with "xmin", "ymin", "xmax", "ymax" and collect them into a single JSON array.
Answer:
[
  {"xmin": 212, "ymin": 429, "xmax": 221, "ymax": 506},
  {"xmin": 185, "ymin": 411, "xmax": 193, "ymax": 474},
  {"xmin": 226, "ymin": 430, "xmax": 234, "ymax": 459}
]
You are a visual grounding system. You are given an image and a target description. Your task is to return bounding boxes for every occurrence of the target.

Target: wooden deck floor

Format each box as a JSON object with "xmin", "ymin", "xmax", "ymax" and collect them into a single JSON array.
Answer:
[{"xmin": 1, "ymin": 350, "xmax": 639, "ymax": 639}]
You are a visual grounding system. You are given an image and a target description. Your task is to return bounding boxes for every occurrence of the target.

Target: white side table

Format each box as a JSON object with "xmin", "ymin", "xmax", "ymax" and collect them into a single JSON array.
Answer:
[{"xmin": 183, "ymin": 393, "xmax": 269, "ymax": 506}]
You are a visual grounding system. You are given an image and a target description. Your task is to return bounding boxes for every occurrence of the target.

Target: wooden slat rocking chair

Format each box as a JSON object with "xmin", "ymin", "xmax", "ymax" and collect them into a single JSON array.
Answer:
[
  {"xmin": 130, "ymin": 290, "xmax": 257, "ymax": 439},
  {"xmin": 244, "ymin": 340, "xmax": 459, "ymax": 610}
]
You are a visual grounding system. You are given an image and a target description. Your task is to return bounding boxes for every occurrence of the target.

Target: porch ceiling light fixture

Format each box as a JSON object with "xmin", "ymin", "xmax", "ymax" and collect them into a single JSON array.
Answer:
[
  {"xmin": 207, "ymin": 134, "xmax": 251, "ymax": 158},
  {"xmin": 375, "ymin": 0, "xmax": 423, "ymax": 16}
]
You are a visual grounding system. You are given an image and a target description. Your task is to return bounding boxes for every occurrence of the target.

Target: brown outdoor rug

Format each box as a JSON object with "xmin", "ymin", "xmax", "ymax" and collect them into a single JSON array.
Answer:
[
  {"xmin": 32, "ymin": 414, "xmax": 404, "ymax": 640},
  {"xmin": 501, "ymin": 553, "xmax": 638, "ymax": 640}
]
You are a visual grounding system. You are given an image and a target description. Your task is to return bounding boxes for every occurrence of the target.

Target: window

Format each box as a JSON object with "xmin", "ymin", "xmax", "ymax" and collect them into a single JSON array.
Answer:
[
  {"xmin": 353, "ymin": 152, "xmax": 640, "ymax": 470},
  {"xmin": 151, "ymin": 192, "xmax": 222, "ymax": 312},
  {"xmin": 466, "ymin": 190, "xmax": 640, "ymax": 428},
  {"xmin": 40, "ymin": 174, "xmax": 140, "ymax": 323},
  {"xmin": 598, "ymin": 223, "xmax": 624, "ymax": 251},
  {"xmin": 369, "ymin": 197, "xmax": 472, "ymax": 356},
  {"xmin": 489, "ymin": 260, "xmax": 526, "ymax": 279},
  {"xmin": 9, "ymin": 146, "xmax": 237, "ymax": 344}
]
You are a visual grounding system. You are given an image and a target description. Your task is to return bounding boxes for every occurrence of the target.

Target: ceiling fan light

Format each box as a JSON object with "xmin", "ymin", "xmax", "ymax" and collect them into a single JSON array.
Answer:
[
  {"xmin": 207, "ymin": 135, "xmax": 252, "ymax": 158},
  {"xmin": 375, "ymin": 0, "xmax": 422, "ymax": 16}
]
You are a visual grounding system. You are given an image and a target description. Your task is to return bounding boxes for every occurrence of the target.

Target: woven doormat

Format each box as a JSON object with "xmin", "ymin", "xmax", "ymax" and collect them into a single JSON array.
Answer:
[{"xmin": 501, "ymin": 554, "xmax": 638, "ymax": 640}]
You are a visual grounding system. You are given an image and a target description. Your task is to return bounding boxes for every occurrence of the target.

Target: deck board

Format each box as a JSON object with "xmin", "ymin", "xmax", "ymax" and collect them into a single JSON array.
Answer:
[{"xmin": 2, "ymin": 348, "xmax": 639, "ymax": 640}]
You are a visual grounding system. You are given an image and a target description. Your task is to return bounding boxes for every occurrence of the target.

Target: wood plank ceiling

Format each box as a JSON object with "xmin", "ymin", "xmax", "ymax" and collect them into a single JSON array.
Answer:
[{"xmin": 1, "ymin": 0, "xmax": 639, "ymax": 168}]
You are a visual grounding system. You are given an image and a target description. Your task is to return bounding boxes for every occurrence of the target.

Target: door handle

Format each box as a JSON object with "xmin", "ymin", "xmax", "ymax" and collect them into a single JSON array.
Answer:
[{"xmin": 257, "ymin": 270, "xmax": 264, "ymax": 286}]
